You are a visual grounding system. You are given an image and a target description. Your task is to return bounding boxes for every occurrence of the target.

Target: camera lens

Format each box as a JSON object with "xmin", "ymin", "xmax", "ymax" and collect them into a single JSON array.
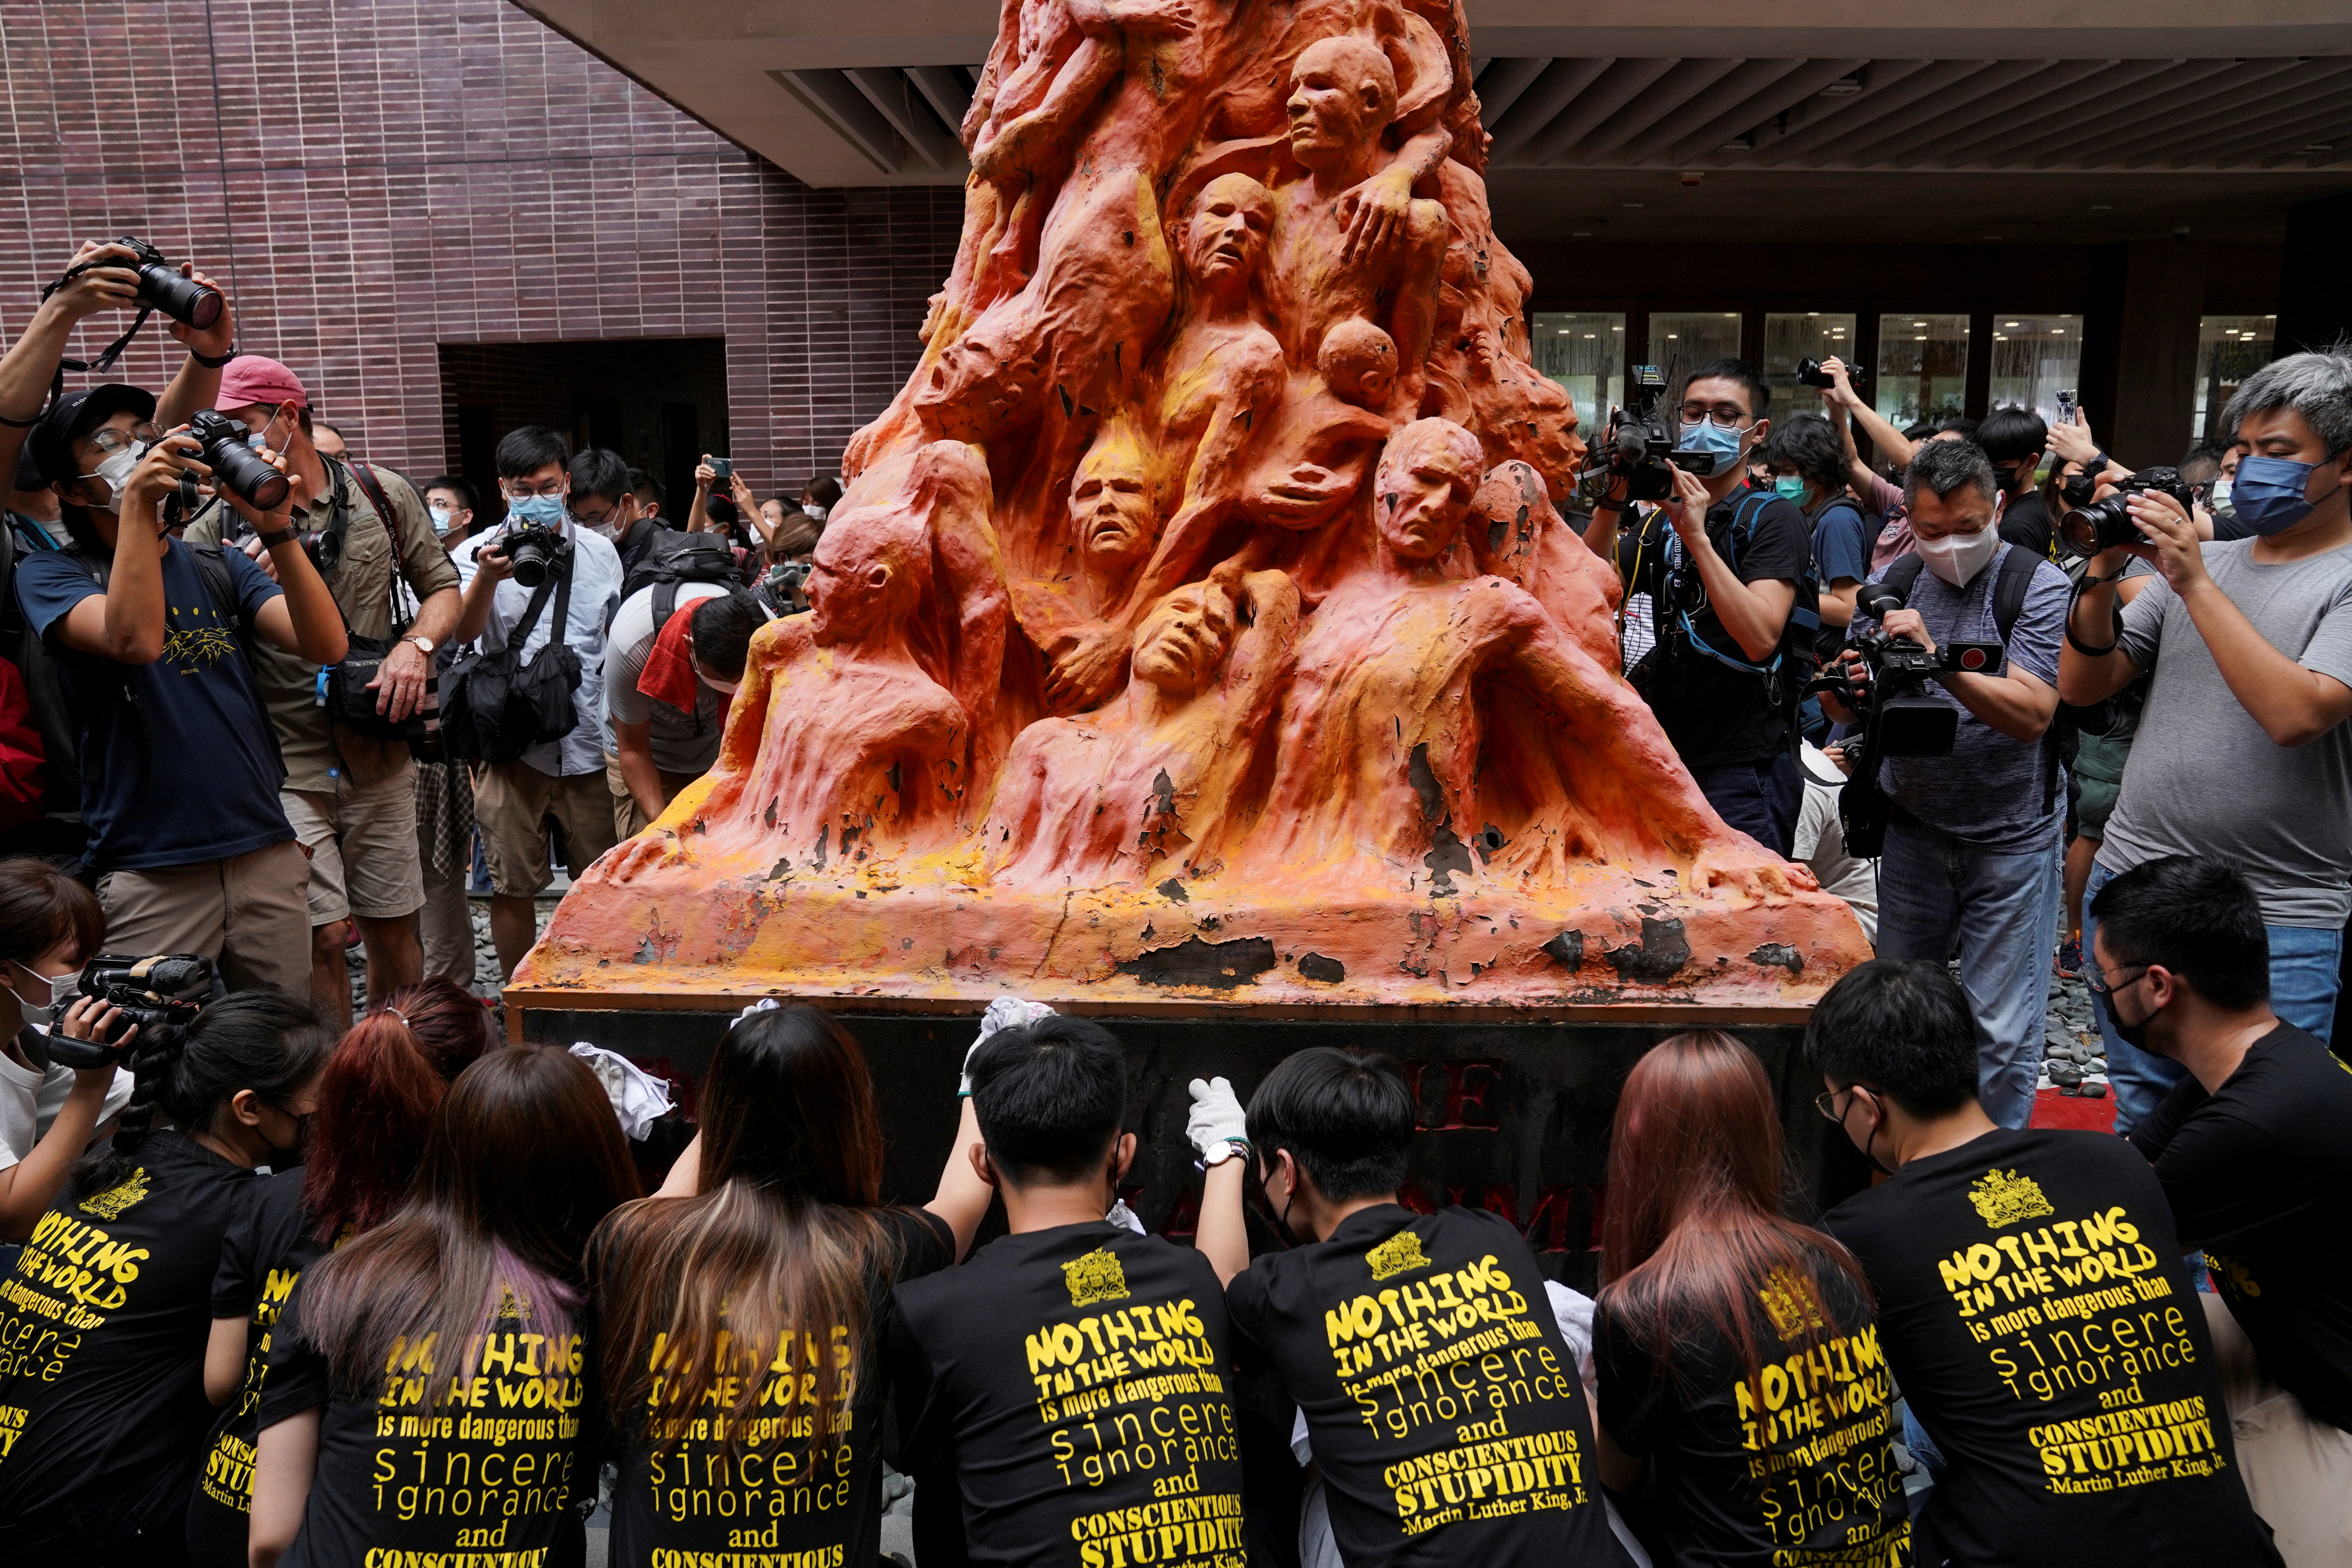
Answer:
[
  {"xmin": 191, "ymin": 412, "xmax": 290, "ymax": 510},
  {"xmin": 2074, "ymin": 494, "xmax": 2141, "ymax": 553},
  {"xmin": 135, "ymin": 262, "xmax": 223, "ymax": 330}
]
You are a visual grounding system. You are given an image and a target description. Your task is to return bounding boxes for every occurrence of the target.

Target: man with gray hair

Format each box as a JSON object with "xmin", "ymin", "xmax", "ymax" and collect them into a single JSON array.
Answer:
[
  {"xmin": 2061, "ymin": 346, "xmax": 2352, "ymax": 1134},
  {"xmin": 1822, "ymin": 437, "xmax": 2072, "ymax": 1129}
]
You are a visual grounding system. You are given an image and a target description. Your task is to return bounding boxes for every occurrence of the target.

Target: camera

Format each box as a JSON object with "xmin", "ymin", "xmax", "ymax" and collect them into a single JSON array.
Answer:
[
  {"xmin": 185, "ymin": 410, "xmax": 291, "ymax": 510},
  {"xmin": 2068, "ymin": 466, "xmax": 2196, "ymax": 555},
  {"xmin": 1578, "ymin": 365, "xmax": 1720, "ymax": 504},
  {"xmin": 761, "ymin": 557, "xmax": 813, "ymax": 616},
  {"xmin": 1795, "ymin": 357, "xmax": 1866, "ymax": 389},
  {"xmin": 1810, "ymin": 584, "xmax": 2006, "ymax": 856},
  {"xmin": 114, "ymin": 237, "xmax": 224, "ymax": 331},
  {"xmin": 502, "ymin": 523, "xmax": 569, "ymax": 588},
  {"xmin": 46, "ymin": 953, "xmax": 216, "ymax": 1069}
]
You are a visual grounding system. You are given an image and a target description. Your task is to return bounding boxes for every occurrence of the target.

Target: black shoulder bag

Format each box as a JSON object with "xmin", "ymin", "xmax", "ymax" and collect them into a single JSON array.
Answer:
[{"xmin": 442, "ymin": 551, "xmax": 581, "ymax": 764}]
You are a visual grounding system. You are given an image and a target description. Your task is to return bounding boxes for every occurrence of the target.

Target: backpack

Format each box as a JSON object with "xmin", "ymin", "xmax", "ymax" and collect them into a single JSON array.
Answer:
[
  {"xmin": 441, "ymin": 560, "xmax": 582, "ymax": 765},
  {"xmin": 0, "ymin": 512, "xmax": 79, "ymax": 816},
  {"xmin": 1653, "ymin": 489, "xmax": 1824, "ymax": 710},
  {"xmin": 1875, "ymin": 544, "xmax": 2073, "ymax": 809},
  {"xmin": 609, "ymin": 529, "xmax": 743, "ymax": 633}
]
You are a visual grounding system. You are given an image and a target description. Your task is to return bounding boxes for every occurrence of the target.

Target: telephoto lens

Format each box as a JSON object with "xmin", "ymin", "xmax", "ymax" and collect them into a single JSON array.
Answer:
[
  {"xmin": 505, "ymin": 525, "xmax": 564, "ymax": 588},
  {"xmin": 117, "ymin": 236, "xmax": 223, "ymax": 329},
  {"xmin": 187, "ymin": 410, "xmax": 292, "ymax": 510}
]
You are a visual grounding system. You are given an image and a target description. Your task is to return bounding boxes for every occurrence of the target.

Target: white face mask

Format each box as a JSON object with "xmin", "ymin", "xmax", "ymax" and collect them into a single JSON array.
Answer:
[
  {"xmin": 1917, "ymin": 522, "xmax": 2001, "ymax": 587},
  {"xmin": 80, "ymin": 445, "xmax": 143, "ymax": 511},
  {"xmin": 801, "ymin": 502, "xmax": 828, "ymax": 521},
  {"xmin": 10, "ymin": 962, "xmax": 78, "ymax": 1031},
  {"xmin": 700, "ymin": 670, "xmax": 741, "ymax": 696}
]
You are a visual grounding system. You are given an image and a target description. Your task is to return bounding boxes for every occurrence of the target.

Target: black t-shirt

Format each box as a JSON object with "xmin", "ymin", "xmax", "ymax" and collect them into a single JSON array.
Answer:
[
  {"xmin": 1594, "ymin": 1239, "xmax": 1911, "ymax": 1568},
  {"xmin": 2129, "ymin": 1023, "xmax": 2352, "ymax": 1431},
  {"xmin": 0, "ymin": 1131, "xmax": 256, "ymax": 1541},
  {"xmin": 890, "ymin": 1221, "xmax": 1246, "ymax": 1568},
  {"xmin": 1630, "ymin": 492, "xmax": 1817, "ymax": 767},
  {"xmin": 1998, "ymin": 489, "xmax": 2056, "ymax": 561},
  {"xmin": 186, "ymin": 1170, "xmax": 330, "ymax": 1568},
  {"xmin": 260, "ymin": 1268, "xmax": 597, "ymax": 1568},
  {"xmin": 1824, "ymin": 1128, "xmax": 2279, "ymax": 1568},
  {"xmin": 1225, "ymin": 1205, "xmax": 1623, "ymax": 1568},
  {"xmin": 610, "ymin": 1205, "xmax": 953, "ymax": 1566}
]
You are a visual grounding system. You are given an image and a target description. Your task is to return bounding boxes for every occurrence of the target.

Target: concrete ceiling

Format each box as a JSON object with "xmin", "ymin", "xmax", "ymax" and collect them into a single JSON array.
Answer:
[{"xmin": 511, "ymin": 0, "xmax": 2352, "ymax": 240}]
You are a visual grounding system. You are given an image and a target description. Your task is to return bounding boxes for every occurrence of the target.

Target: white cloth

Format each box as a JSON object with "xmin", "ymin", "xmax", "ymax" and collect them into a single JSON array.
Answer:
[
  {"xmin": 451, "ymin": 520, "xmax": 624, "ymax": 778},
  {"xmin": 0, "ymin": 1033, "xmax": 133, "ymax": 1172},
  {"xmin": 1104, "ymin": 1199, "xmax": 1146, "ymax": 1235},
  {"xmin": 1794, "ymin": 741, "xmax": 1879, "ymax": 942},
  {"xmin": 567, "ymin": 1042, "xmax": 672, "ymax": 1140},
  {"xmin": 962, "ymin": 995, "xmax": 1057, "ymax": 1093}
]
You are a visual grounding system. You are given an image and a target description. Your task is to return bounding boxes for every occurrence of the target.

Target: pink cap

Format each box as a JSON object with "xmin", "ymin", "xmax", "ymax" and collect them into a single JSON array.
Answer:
[{"xmin": 215, "ymin": 353, "xmax": 309, "ymax": 412}]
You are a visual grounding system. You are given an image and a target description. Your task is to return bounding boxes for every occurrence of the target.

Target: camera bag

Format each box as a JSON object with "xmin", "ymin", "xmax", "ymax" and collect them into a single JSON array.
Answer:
[
  {"xmin": 442, "ymin": 557, "xmax": 581, "ymax": 764},
  {"xmin": 319, "ymin": 459, "xmax": 418, "ymax": 743}
]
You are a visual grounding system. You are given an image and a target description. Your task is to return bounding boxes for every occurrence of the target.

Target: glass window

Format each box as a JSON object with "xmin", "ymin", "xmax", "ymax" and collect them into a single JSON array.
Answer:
[
  {"xmin": 1989, "ymin": 315, "xmax": 2083, "ymax": 425},
  {"xmin": 1530, "ymin": 312, "xmax": 1625, "ymax": 443},
  {"xmin": 1648, "ymin": 312, "xmax": 1745, "ymax": 405},
  {"xmin": 2193, "ymin": 315, "xmax": 2277, "ymax": 439},
  {"xmin": 1762, "ymin": 313, "xmax": 1857, "ymax": 417},
  {"xmin": 1874, "ymin": 314, "xmax": 1970, "ymax": 427}
]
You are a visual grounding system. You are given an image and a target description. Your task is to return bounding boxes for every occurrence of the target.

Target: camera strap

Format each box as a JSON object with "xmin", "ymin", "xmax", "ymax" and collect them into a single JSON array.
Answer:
[{"xmin": 36, "ymin": 261, "xmax": 155, "ymax": 416}]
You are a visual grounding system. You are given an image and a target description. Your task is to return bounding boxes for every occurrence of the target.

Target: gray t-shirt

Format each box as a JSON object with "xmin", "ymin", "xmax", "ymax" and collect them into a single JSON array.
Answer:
[
  {"xmin": 601, "ymin": 581, "xmax": 731, "ymax": 774},
  {"xmin": 2097, "ymin": 539, "xmax": 2352, "ymax": 927},
  {"xmin": 1856, "ymin": 544, "xmax": 2071, "ymax": 853}
]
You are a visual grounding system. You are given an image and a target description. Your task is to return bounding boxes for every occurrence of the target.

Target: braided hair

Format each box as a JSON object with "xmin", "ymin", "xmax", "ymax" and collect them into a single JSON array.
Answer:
[{"xmin": 73, "ymin": 990, "xmax": 336, "ymax": 1194}]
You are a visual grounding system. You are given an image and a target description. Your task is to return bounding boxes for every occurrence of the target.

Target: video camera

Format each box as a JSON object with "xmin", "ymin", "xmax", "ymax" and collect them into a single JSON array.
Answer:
[
  {"xmin": 45, "ymin": 953, "xmax": 216, "ymax": 1070},
  {"xmin": 1578, "ymin": 365, "xmax": 1720, "ymax": 504},
  {"xmin": 1809, "ymin": 584, "xmax": 2005, "ymax": 856},
  {"xmin": 2068, "ymin": 466, "xmax": 2196, "ymax": 555}
]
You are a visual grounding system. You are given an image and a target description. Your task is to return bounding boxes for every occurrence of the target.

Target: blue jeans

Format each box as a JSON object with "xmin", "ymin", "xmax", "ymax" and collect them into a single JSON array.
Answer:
[
  {"xmin": 2087, "ymin": 859, "xmax": 2345, "ymax": 1134},
  {"xmin": 1876, "ymin": 818, "xmax": 2061, "ymax": 1130},
  {"xmin": 1689, "ymin": 749, "xmax": 1802, "ymax": 858}
]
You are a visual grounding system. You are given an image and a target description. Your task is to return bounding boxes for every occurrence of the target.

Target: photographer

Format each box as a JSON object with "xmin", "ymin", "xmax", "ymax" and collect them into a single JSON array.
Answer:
[
  {"xmin": 0, "ymin": 856, "xmax": 133, "ymax": 1241},
  {"xmin": 604, "ymin": 578, "xmax": 761, "ymax": 837},
  {"xmin": 2060, "ymin": 348, "xmax": 2352, "ymax": 1133},
  {"xmin": 183, "ymin": 356, "xmax": 462, "ymax": 1026},
  {"xmin": 17, "ymin": 386, "xmax": 346, "ymax": 996},
  {"xmin": 1583, "ymin": 357, "xmax": 1819, "ymax": 854},
  {"xmin": 1822, "ymin": 439, "xmax": 2071, "ymax": 1130},
  {"xmin": 449, "ymin": 426, "xmax": 623, "ymax": 979}
]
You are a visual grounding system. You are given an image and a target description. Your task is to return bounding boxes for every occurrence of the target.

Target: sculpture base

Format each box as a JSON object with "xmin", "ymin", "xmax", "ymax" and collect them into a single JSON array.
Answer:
[
  {"xmin": 513, "ymin": 857, "xmax": 1869, "ymax": 1015},
  {"xmin": 505, "ymin": 995, "xmax": 1872, "ymax": 1295}
]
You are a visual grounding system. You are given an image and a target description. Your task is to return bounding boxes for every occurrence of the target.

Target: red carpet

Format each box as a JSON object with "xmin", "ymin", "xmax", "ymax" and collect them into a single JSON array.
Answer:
[{"xmin": 2031, "ymin": 1085, "xmax": 2115, "ymax": 1133}]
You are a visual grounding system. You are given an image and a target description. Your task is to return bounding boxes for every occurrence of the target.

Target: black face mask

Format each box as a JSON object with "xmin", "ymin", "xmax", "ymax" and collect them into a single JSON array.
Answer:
[{"xmin": 2106, "ymin": 987, "xmax": 2153, "ymax": 1051}]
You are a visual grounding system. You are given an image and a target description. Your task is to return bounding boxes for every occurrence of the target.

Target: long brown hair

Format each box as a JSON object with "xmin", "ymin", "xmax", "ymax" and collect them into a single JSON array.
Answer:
[
  {"xmin": 1599, "ymin": 1031, "xmax": 1869, "ymax": 1384},
  {"xmin": 592, "ymin": 1005, "xmax": 897, "ymax": 1460},
  {"xmin": 301, "ymin": 981, "xmax": 498, "ymax": 1245},
  {"xmin": 299, "ymin": 1046, "xmax": 638, "ymax": 1397}
]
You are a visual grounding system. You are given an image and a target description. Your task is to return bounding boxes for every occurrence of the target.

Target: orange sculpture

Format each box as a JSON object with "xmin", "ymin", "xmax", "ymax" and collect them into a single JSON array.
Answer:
[{"xmin": 517, "ymin": 0, "xmax": 1870, "ymax": 1012}]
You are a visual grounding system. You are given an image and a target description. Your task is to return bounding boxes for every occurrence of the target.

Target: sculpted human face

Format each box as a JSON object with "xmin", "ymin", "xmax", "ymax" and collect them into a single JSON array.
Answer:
[
  {"xmin": 1131, "ymin": 583, "xmax": 1239, "ymax": 697},
  {"xmin": 1286, "ymin": 39, "xmax": 1392, "ymax": 171},
  {"xmin": 805, "ymin": 529, "xmax": 894, "ymax": 645},
  {"xmin": 1072, "ymin": 452, "xmax": 1156, "ymax": 573},
  {"xmin": 912, "ymin": 326, "xmax": 1033, "ymax": 440},
  {"xmin": 1184, "ymin": 177, "xmax": 1273, "ymax": 297},
  {"xmin": 1376, "ymin": 445, "xmax": 1479, "ymax": 560}
]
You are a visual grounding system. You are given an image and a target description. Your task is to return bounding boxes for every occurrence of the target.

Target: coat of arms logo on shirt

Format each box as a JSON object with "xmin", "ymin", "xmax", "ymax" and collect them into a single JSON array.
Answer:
[
  {"xmin": 1968, "ymin": 1168, "xmax": 2054, "ymax": 1228},
  {"xmin": 1757, "ymin": 1264, "xmax": 1827, "ymax": 1341},
  {"xmin": 78, "ymin": 1166, "xmax": 151, "ymax": 1221},
  {"xmin": 1366, "ymin": 1230, "xmax": 1433, "ymax": 1281},
  {"xmin": 1062, "ymin": 1247, "xmax": 1131, "ymax": 1307}
]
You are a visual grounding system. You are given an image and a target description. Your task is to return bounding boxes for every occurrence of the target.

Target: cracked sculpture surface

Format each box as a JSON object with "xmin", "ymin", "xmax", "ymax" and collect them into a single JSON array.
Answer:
[{"xmin": 522, "ymin": 0, "xmax": 1870, "ymax": 1010}]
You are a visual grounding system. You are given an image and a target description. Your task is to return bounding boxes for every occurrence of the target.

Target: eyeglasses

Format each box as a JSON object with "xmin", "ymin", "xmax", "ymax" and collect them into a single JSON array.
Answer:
[
  {"xmin": 1813, "ymin": 1087, "xmax": 1856, "ymax": 1123},
  {"xmin": 87, "ymin": 423, "xmax": 162, "ymax": 456},
  {"xmin": 1676, "ymin": 403, "xmax": 1750, "ymax": 429},
  {"xmin": 2085, "ymin": 963, "xmax": 2148, "ymax": 1002}
]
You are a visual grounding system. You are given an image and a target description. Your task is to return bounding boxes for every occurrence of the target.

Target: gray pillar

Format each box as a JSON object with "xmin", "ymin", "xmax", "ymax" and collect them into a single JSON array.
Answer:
[{"xmin": 2108, "ymin": 240, "xmax": 2207, "ymax": 471}]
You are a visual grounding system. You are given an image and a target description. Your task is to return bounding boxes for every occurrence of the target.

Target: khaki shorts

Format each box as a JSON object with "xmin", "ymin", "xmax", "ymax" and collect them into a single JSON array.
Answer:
[
  {"xmin": 97, "ymin": 839, "xmax": 311, "ymax": 996},
  {"xmin": 283, "ymin": 767, "xmax": 424, "ymax": 926},
  {"xmin": 473, "ymin": 761, "xmax": 621, "ymax": 898},
  {"xmin": 2201, "ymin": 1291, "xmax": 2352, "ymax": 1564},
  {"xmin": 603, "ymin": 751, "xmax": 706, "ymax": 840}
]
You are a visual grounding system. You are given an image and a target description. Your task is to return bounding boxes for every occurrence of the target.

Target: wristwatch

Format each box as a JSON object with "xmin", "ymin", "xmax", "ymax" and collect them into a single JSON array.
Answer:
[
  {"xmin": 256, "ymin": 525, "xmax": 299, "ymax": 549},
  {"xmin": 1200, "ymin": 1138, "xmax": 1250, "ymax": 1168},
  {"xmin": 190, "ymin": 345, "xmax": 239, "ymax": 369},
  {"xmin": 407, "ymin": 635, "xmax": 436, "ymax": 656}
]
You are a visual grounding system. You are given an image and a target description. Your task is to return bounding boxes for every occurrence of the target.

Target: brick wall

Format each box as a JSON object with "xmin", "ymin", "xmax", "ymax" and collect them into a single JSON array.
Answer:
[{"xmin": 0, "ymin": 0, "xmax": 961, "ymax": 491}]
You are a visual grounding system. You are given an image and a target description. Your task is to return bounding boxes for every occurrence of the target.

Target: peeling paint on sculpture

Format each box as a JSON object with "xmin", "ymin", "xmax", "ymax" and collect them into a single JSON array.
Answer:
[{"xmin": 521, "ymin": 0, "xmax": 1871, "ymax": 1012}]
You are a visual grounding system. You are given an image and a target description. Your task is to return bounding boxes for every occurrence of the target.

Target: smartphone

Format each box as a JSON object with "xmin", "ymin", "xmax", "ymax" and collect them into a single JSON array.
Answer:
[
  {"xmin": 710, "ymin": 457, "xmax": 732, "ymax": 483},
  {"xmin": 2055, "ymin": 389, "xmax": 2077, "ymax": 426}
]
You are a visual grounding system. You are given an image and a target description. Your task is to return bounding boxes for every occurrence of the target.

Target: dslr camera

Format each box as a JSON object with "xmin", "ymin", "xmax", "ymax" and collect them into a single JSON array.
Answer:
[
  {"xmin": 1795, "ymin": 357, "xmax": 1866, "ymax": 390},
  {"xmin": 112, "ymin": 237, "xmax": 224, "ymax": 331},
  {"xmin": 502, "ymin": 523, "xmax": 569, "ymax": 588},
  {"xmin": 2068, "ymin": 466, "xmax": 2197, "ymax": 555},
  {"xmin": 46, "ymin": 953, "xmax": 216, "ymax": 1070},
  {"xmin": 1578, "ymin": 365, "xmax": 1720, "ymax": 505},
  {"xmin": 185, "ymin": 410, "xmax": 291, "ymax": 510},
  {"xmin": 1810, "ymin": 584, "xmax": 2006, "ymax": 856},
  {"xmin": 762, "ymin": 557, "xmax": 813, "ymax": 616}
]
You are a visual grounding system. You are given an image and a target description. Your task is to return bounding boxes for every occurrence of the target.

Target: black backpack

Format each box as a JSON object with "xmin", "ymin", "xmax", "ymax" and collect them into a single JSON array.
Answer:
[
  {"xmin": 442, "ymin": 561, "xmax": 581, "ymax": 764},
  {"xmin": 609, "ymin": 529, "xmax": 744, "ymax": 633},
  {"xmin": 1875, "ymin": 544, "xmax": 2074, "ymax": 809}
]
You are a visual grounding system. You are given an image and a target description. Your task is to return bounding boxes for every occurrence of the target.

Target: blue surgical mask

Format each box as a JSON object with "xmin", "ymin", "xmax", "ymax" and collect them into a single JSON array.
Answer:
[
  {"xmin": 1680, "ymin": 420, "xmax": 1747, "ymax": 468},
  {"xmin": 1772, "ymin": 475, "xmax": 1807, "ymax": 503},
  {"xmin": 2232, "ymin": 454, "xmax": 2343, "ymax": 537},
  {"xmin": 506, "ymin": 493, "xmax": 565, "ymax": 528},
  {"xmin": 427, "ymin": 505, "xmax": 455, "ymax": 536}
]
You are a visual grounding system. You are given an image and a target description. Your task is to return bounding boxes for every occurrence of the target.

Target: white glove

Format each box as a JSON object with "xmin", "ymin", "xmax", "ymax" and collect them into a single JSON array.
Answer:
[
  {"xmin": 961, "ymin": 995, "xmax": 1057, "ymax": 1096},
  {"xmin": 1186, "ymin": 1076, "xmax": 1248, "ymax": 1161}
]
